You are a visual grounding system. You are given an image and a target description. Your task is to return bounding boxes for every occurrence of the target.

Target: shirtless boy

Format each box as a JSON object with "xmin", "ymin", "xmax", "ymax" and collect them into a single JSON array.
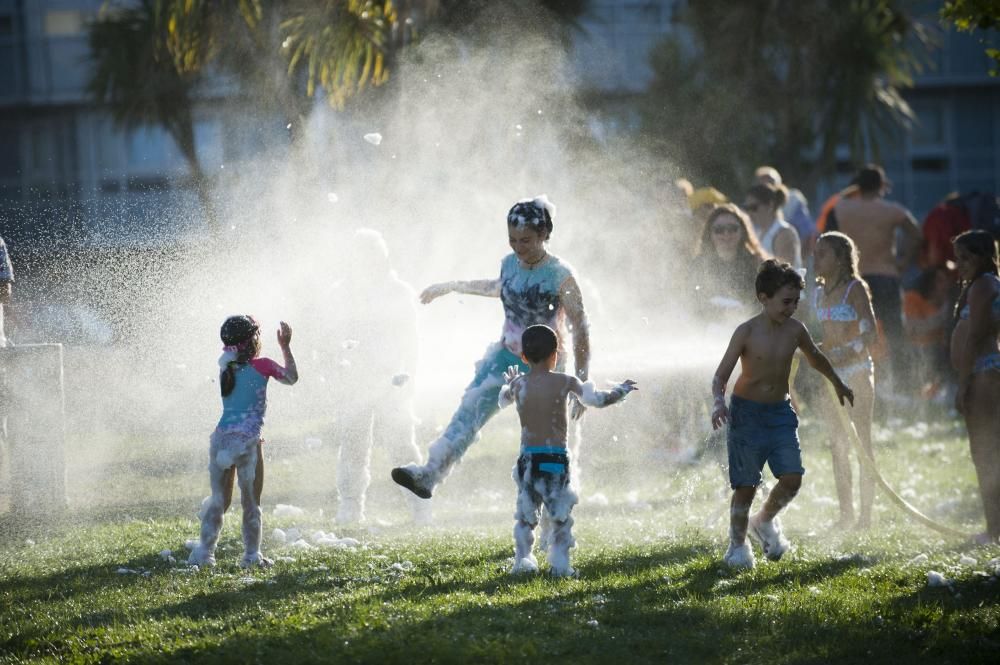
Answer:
[{"xmin": 711, "ymin": 260, "xmax": 853, "ymax": 568}]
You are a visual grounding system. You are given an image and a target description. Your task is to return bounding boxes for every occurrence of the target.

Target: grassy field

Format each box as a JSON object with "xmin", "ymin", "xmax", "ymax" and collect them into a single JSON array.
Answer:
[{"xmin": 1, "ymin": 401, "xmax": 999, "ymax": 663}]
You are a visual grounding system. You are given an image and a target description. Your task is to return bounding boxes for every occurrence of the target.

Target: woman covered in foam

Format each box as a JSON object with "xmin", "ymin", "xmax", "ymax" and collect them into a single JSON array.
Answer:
[
  {"xmin": 188, "ymin": 315, "xmax": 298, "ymax": 568},
  {"xmin": 812, "ymin": 232, "xmax": 879, "ymax": 529},
  {"xmin": 392, "ymin": 195, "xmax": 592, "ymax": 500}
]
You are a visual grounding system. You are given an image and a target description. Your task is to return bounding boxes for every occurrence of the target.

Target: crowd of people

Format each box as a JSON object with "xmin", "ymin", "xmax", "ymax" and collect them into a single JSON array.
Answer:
[
  {"xmin": 683, "ymin": 163, "xmax": 1000, "ymax": 553},
  {"xmin": 1, "ymin": 171, "xmax": 997, "ymax": 574}
]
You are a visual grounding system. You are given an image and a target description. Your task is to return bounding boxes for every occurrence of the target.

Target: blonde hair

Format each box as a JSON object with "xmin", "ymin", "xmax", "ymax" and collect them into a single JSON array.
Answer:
[{"xmin": 816, "ymin": 231, "xmax": 871, "ymax": 298}]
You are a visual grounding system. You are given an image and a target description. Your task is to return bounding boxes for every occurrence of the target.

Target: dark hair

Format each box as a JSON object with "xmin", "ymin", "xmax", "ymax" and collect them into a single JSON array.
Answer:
[
  {"xmin": 755, "ymin": 259, "xmax": 804, "ymax": 297},
  {"xmin": 507, "ymin": 198, "xmax": 554, "ymax": 240},
  {"xmin": 521, "ymin": 324, "xmax": 558, "ymax": 364},
  {"xmin": 219, "ymin": 315, "xmax": 261, "ymax": 397},
  {"xmin": 953, "ymin": 230, "xmax": 1000, "ymax": 320},
  {"xmin": 746, "ymin": 182, "xmax": 788, "ymax": 211},
  {"xmin": 696, "ymin": 203, "xmax": 766, "ymax": 259},
  {"xmin": 855, "ymin": 164, "xmax": 887, "ymax": 194}
]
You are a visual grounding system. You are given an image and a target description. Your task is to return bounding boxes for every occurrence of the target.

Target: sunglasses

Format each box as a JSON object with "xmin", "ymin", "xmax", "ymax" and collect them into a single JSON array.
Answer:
[{"xmin": 712, "ymin": 224, "xmax": 741, "ymax": 235}]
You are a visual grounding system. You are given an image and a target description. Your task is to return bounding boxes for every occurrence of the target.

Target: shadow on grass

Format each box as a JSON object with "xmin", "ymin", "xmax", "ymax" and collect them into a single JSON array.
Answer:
[{"xmin": 151, "ymin": 557, "xmax": 1000, "ymax": 665}]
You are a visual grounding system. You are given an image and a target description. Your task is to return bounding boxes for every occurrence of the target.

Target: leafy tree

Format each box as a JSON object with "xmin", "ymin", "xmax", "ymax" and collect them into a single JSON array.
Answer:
[
  {"xmin": 941, "ymin": 0, "xmax": 1000, "ymax": 74},
  {"xmin": 638, "ymin": 0, "xmax": 928, "ymax": 198},
  {"xmin": 88, "ymin": 0, "xmax": 221, "ymax": 229}
]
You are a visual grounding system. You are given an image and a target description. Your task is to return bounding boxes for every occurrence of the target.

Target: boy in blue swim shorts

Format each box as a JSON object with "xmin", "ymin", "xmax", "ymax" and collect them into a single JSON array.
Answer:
[{"xmin": 710, "ymin": 260, "xmax": 854, "ymax": 569}]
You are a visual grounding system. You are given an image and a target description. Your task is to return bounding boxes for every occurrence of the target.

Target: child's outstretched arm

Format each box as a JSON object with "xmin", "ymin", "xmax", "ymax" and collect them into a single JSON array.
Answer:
[
  {"xmin": 561, "ymin": 276, "xmax": 591, "ymax": 420},
  {"xmin": 275, "ymin": 321, "xmax": 298, "ymax": 385},
  {"xmin": 420, "ymin": 279, "xmax": 500, "ymax": 303},
  {"xmin": 498, "ymin": 366, "xmax": 524, "ymax": 409},
  {"xmin": 796, "ymin": 321, "xmax": 853, "ymax": 406},
  {"xmin": 711, "ymin": 323, "xmax": 748, "ymax": 429},
  {"xmin": 568, "ymin": 376, "xmax": 637, "ymax": 408}
]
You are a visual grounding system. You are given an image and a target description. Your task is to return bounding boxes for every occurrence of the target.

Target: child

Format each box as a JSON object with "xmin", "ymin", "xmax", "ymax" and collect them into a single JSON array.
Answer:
[
  {"xmin": 188, "ymin": 315, "xmax": 298, "ymax": 568},
  {"xmin": 498, "ymin": 324, "xmax": 637, "ymax": 577},
  {"xmin": 711, "ymin": 260, "xmax": 852, "ymax": 569},
  {"xmin": 950, "ymin": 230, "xmax": 1000, "ymax": 544},
  {"xmin": 812, "ymin": 232, "xmax": 878, "ymax": 529}
]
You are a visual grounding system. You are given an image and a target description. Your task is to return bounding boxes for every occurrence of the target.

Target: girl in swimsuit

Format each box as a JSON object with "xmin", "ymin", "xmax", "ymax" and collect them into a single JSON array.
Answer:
[
  {"xmin": 950, "ymin": 230, "xmax": 1000, "ymax": 544},
  {"xmin": 813, "ymin": 232, "xmax": 878, "ymax": 529}
]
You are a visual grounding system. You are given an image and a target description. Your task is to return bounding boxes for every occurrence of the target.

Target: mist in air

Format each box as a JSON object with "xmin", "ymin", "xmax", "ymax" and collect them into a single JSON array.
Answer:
[{"xmin": 3, "ymin": 10, "xmax": 728, "ymax": 524}]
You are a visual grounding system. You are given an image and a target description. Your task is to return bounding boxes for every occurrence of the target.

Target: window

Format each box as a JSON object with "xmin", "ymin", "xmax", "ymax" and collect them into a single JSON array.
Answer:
[{"xmin": 44, "ymin": 11, "xmax": 83, "ymax": 37}]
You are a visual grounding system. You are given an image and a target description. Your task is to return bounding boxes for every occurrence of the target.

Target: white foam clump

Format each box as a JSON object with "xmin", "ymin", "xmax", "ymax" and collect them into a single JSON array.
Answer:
[
  {"xmin": 959, "ymin": 555, "xmax": 977, "ymax": 567},
  {"xmin": 586, "ymin": 619, "xmax": 599, "ymax": 628},
  {"xmin": 327, "ymin": 192, "xmax": 339, "ymax": 203},
  {"xmin": 585, "ymin": 493, "xmax": 610, "ymax": 507},
  {"xmin": 159, "ymin": 549, "xmax": 176, "ymax": 564},
  {"xmin": 285, "ymin": 528, "xmax": 302, "ymax": 542},
  {"xmin": 363, "ymin": 132, "xmax": 382, "ymax": 145},
  {"xmin": 290, "ymin": 539, "xmax": 314, "ymax": 550},
  {"xmin": 274, "ymin": 504, "xmax": 306, "ymax": 518},
  {"xmin": 308, "ymin": 529, "xmax": 360, "ymax": 549},
  {"xmin": 390, "ymin": 561, "xmax": 414, "ymax": 572},
  {"xmin": 927, "ymin": 571, "xmax": 951, "ymax": 587},
  {"xmin": 271, "ymin": 528, "xmax": 287, "ymax": 544},
  {"xmin": 908, "ymin": 553, "xmax": 929, "ymax": 565}
]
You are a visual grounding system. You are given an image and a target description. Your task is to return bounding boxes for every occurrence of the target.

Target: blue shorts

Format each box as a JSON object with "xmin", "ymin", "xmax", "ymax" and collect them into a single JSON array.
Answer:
[{"xmin": 727, "ymin": 395, "xmax": 804, "ymax": 489}]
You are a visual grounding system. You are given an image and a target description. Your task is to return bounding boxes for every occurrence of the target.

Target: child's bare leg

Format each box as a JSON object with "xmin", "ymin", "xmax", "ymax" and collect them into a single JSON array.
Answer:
[
  {"xmin": 967, "ymin": 372, "xmax": 1000, "ymax": 539},
  {"xmin": 547, "ymin": 515, "xmax": 575, "ymax": 577},
  {"xmin": 337, "ymin": 412, "xmax": 373, "ymax": 523},
  {"xmin": 237, "ymin": 447, "xmax": 270, "ymax": 567},
  {"xmin": 221, "ymin": 467, "xmax": 235, "ymax": 512},
  {"xmin": 253, "ymin": 440, "xmax": 263, "ymax": 506},
  {"xmin": 758, "ymin": 474, "xmax": 801, "ymax": 521},
  {"xmin": 189, "ymin": 462, "xmax": 229, "ymax": 566},
  {"xmin": 830, "ymin": 434, "xmax": 854, "ymax": 525},
  {"xmin": 729, "ymin": 486, "xmax": 757, "ymax": 544},
  {"xmin": 513, "ymin": 521, "xmax": 536, "ymax": 564}
]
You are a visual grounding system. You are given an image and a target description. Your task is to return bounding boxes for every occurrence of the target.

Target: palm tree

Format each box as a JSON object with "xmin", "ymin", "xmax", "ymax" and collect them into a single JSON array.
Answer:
[
  {"xmin": 87, "ymin": 0, "xmax": 221, "ymax": 231},
  {"xmin": 639, "ymin": 0, "xmax": 928, "ymax": 196}
]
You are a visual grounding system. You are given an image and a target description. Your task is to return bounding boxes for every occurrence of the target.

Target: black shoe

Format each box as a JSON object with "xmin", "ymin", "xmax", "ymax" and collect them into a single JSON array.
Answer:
[{"xmin": 391, "ymin": 465, "xmax": 433, "ymax": 499}]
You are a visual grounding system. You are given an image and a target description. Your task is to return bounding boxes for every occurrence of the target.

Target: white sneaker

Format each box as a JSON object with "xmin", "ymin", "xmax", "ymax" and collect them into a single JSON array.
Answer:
[
  {"xmin": 240, "ymin": 552, "xmax": 274, "ymax": 569},
  {"xmin": 510, "ymin": 555, "xmax": 539, "ymax": 575},
  {"xmin": 187, "ymin": 545, "xmax": 216, "ymax": 568},
  {"xmin": 723, "ymin": 540, "xmax": 755, "ymax": 569},
  {"xmin": 391, "ymin": 464, "xmax": 434, "ymax": 499},
  {"xmin": 748, "ymin": 513, "xmax": 790, "ymax": 561}
]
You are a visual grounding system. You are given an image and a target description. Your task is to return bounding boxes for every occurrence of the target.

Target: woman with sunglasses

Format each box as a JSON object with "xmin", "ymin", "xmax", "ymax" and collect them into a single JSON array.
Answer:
[
  {"xmin": 691, "ymin": 203, "xmax": 769, "ymax": 325},
  {"xmin": 744, "ymin": 183, "xmax": 803, "ymax": 271}
]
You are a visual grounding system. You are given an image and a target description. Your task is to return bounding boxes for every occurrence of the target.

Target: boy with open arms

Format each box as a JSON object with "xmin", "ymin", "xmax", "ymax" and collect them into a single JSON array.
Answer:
[
  {"xmin": 499, "ymin": 324, "xmax": 637, "ymax": 576},
  {"xmin": 711, "ymin": 260, "xmax": 853, "ymax": 568}
]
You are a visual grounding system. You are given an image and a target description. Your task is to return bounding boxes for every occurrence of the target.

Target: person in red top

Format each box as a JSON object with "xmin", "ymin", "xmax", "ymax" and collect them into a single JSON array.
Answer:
[{"xmin": 920, "ymin": 194, "xmax": 971, "ymax": 269}]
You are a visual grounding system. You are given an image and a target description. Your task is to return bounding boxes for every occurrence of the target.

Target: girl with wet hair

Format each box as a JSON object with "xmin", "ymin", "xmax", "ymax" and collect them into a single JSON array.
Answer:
[
  {"xmin": 950, "ymin": 230, "xmax": 1000, "ymax": 544},
  {"xmin": 812, "ymin": 232, "xmax": 878, "ymax": 529},
  {"xmin": 188, "ymin": 316, "xmax": 298, "ymax": 568},
  {"xmin": 392, "ymin": 195, "xmax": 593, "ymax": 502},
  {"xmin": 744, "ymin": 182, "xmax": 802, "ymax": 270}
]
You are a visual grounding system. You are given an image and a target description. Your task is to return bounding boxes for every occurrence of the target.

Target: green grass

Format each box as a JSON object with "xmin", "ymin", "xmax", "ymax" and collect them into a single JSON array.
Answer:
[{"xmin": 1, "ymin": 407, "xmax": 999, "ymax": 663}]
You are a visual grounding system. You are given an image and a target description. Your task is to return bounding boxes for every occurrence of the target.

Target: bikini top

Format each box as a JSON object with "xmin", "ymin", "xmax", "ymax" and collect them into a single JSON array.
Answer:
[
  {"xmin": 814, "ymin": 280, "xmax": 860, "ymax": 322},
  {"xmin": 958, "ymin": 274, "xmax": 1000, "ymax": 321}
]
